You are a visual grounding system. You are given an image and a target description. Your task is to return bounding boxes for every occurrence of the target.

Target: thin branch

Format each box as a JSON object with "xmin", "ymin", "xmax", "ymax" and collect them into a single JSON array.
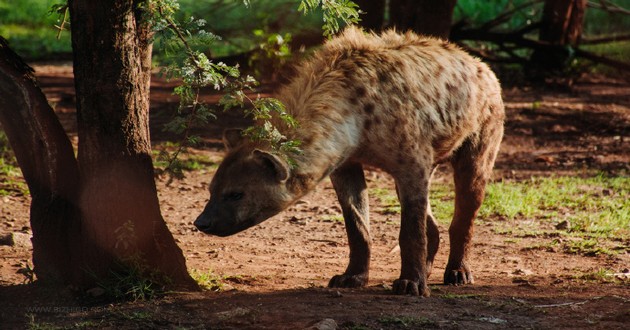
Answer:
[
  {"xmin": 581, "ymin": 34, "xmax": 630, "ymax": 44},
  {"xmin": 480, "ymin": 0, "xmax": 543, "ymax": 31},
  {"xmin": 588, "ymin": 0, "xmax": 630, "ymax": 15},
  {"xmin": 574, "ymin": 48, "xmax": 630, "ymax": 71}
]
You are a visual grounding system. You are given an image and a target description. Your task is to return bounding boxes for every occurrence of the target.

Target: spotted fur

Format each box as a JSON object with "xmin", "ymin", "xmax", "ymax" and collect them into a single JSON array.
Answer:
[{"xmin": 195, "ymin": 27, "xmax": 505, "ymax": 297}]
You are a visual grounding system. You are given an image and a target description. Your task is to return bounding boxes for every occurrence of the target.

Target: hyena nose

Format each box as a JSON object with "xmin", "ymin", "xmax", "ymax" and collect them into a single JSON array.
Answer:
[{"xmin": 194, "ymin": 215, "xmax": 212, "ymax": 233}]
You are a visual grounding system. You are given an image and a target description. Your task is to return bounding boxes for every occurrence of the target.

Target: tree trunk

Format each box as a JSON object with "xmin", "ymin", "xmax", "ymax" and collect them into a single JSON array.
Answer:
[
  {"xmin": 0, "ymin": 37, "xmax": 80, "ymax": 283},
  {"xmin": 355, "ymin": 0, "xmax": 386, "ymax": 31},
  {"xmin": 539, "ymin": 0, "xmax": 587, "ymax": 45},
  {"xmin": 389, "ymin": 0, "xmax": 458, "ymax": 39},
  {"xmin": 531, "ymin": 0, "xmax": 587, "ymax": 70},
  {"xmin": 68, "ymin": 0, "xmax": 195, "ymax": 289}
]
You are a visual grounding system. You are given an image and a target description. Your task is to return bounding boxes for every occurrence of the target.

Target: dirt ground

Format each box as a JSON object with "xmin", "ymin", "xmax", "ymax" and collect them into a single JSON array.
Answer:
[{"xmin": 0, "ymin": 63, "xmax": 628, "ymax": 329}]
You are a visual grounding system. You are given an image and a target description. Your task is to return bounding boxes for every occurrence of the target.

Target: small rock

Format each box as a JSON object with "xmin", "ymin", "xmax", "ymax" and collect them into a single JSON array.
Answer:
[
  {"xmin": 0, "ymin": 232, "xmax": 31, "ymax": 248},
  {"xmin": 304, "ymin": 318, "xmax": 338, "ymax": 330},
  {"xmin": 555, "ymin": 220, "xmax": 570, "ymax": 230}
]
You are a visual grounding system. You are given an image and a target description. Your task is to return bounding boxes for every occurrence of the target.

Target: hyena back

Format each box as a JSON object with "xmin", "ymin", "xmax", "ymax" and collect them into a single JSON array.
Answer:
[{"xmin": 195, "ymin": 27, "xmax": 504, "ymax": 297}]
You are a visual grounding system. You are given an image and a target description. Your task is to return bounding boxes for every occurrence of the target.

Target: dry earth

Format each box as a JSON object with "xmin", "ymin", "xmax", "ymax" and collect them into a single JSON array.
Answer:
[{"xmin": 0, "ymin": 63, "xmax": 628, "ymax": 329}]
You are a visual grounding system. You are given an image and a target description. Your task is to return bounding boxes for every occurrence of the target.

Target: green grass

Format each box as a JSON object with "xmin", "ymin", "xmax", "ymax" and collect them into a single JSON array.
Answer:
[
  {"xmin": 191, "ymin": 269, "xmax": 243, "ymax": 292},
  {"xmin": 373, "ymin": 175, "xmax": 629, "ymax": 239},
  {"xmin": 481, "ymin": 175, "xmax": 630, "ymax": 239}
]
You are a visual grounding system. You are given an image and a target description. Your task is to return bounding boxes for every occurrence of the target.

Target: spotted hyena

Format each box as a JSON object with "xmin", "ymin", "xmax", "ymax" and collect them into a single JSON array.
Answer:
[{"xmin": 194, "ymin": 27, "xmax": 504, "ymax": 296}]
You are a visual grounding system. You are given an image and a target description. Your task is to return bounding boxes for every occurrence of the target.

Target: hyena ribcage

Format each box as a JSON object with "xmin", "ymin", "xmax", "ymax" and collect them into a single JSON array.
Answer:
[{"xmin": 194, "ymin": 26, "xmax": 504, "ymax": 297}]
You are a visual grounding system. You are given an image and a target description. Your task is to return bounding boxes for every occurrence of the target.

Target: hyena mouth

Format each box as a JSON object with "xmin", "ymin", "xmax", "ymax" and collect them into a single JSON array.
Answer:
[{"xmin": 196, "ymin": 217, "xmax": 259, "ymax": 237}]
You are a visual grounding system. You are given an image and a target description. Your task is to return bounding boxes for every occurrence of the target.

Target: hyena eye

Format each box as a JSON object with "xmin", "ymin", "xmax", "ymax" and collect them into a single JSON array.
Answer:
[{"xmin": 224, "ymin": 192, "xmax": 244, "ymax": 201}]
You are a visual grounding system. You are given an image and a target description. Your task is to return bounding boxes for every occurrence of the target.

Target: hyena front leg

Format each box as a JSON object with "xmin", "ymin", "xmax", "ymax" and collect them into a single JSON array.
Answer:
[
  {"xmin": 392, "ymin": 168, "xmax": 431, "ymax": 297},
  {"xmin": 328, "ymin": 162, "xmax": 371, "ymax": 288}
]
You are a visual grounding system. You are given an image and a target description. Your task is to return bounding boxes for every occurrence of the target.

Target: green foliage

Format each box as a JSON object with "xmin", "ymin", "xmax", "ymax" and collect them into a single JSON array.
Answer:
[
  {"xmin": 0, "ymin": 0, "xmax": 72, "ymax": 59},
  {"xmin": 248, "ymin": 29, "xmax": 293, "ymax": 79},
  {"xmin": 298, "ymin": 0, "xmax": 361, "ymax": 37},
  {"xmin": 454, "ymin": 0, "xmax": 543, "ymax": 31},
  {"xmin": 146, "ymin": 0, "xmax": 313, "ymax": 176}
]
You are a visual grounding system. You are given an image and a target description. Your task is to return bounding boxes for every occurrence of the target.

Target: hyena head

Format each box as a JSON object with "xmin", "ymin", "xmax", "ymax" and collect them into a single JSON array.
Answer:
[{"xmin": 194, "ymin": 129, "xmax": 294, "ymax": 237}]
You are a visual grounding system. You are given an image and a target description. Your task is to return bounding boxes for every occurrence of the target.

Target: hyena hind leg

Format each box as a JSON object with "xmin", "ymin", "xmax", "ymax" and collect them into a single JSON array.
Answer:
[
  {"xmin": 445, "ymin": 121, "xmax": 504, "ymax": 285},
  {"xmin": 328, "ymin": 162, "xmax": 371, "ymax": 288}
]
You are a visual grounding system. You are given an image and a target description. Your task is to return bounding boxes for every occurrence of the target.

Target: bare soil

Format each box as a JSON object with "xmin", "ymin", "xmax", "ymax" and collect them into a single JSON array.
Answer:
[{"xmin": 0, "ymin": 63, "xmax": 628, "ymax": 329}]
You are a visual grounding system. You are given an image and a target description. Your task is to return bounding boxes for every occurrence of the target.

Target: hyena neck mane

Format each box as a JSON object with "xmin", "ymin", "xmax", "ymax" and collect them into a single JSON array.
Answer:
[{"xmin": 275, "ymin": 70, "xmax": 361, "ymax": 198}]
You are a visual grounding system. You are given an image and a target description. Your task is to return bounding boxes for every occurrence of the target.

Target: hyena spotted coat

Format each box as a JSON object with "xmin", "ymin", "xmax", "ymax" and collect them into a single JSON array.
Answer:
[{"xmin": 195, "ymin": 27, "xmax": 504, "ymax": 297}]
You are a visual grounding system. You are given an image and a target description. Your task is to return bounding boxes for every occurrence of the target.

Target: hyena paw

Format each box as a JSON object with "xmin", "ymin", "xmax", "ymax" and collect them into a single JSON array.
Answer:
[
  {"xmin": 328, "ymin": 273, "xmax": 368, "ymax": 288},
  {"xmin": 392, "ymin": 278, "xmax": 430, "ymax": 297},
  {"xmin": 444, "ymin": 265, "xmax": 474, "ymax": 285}
]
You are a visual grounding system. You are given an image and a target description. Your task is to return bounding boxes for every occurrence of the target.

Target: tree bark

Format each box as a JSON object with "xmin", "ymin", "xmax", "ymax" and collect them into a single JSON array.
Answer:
[
  {"xmin": 0, "ymin": 37, "xmax": 80, "ymax": 283},
  {"xmin": 389, "ymin": 0, "xmax": 458, "ymax": 39},
  {"xmin": 531, "ymin": 0, "xmax": 587, "ymax": 70},
  {"xmin": 539, "ymin": 0, "xmax": 587, "ymax": 45},
  {"xmin": 68, "ymin": 0, "xmax": 196, "ymax": 288},
  {"xmin": 355, "ymin": 0, "xmax": 386, "ymax": 31}
]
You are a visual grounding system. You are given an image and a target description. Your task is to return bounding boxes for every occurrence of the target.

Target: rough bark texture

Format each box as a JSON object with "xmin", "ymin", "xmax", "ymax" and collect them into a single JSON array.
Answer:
[
  {"xmin": 0, "ymin": 37, "xmax": 80, "ymax": 283},
  {"xmin": 539, "ymin": 0, "xmax": 587, "ymax": 45},
  {"xmin": 531, "ymin": 0, "xmax": 587, "ymax": 70},
  {"xmin": 389, "ymin": 0, "xmax": 457, "ymax": 39},
  {"xmin": 355, "ymin": 0, "xmax": 386, "ymax": 31},
  {"xmin": 68, "ymin": 0, "xmax": 195, "ymax": 288}
]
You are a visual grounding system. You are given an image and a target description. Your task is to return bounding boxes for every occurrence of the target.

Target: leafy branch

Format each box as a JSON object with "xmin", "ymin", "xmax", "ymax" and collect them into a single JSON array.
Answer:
[
  {"xmin": 145, "ymin": 0, "xmax": 306, "ymax": 177},
  {"xmin": 298, "ymin": 0, "xmax": 361, "ymax": 37},
  {"xmin": 144, "ymin": 0, "xmax": 361, "ymax": 177}
]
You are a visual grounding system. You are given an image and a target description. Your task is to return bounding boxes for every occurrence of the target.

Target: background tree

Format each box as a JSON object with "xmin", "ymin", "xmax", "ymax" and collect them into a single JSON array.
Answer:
[
  {"xmin": 354, "ymin": 0, "xmax": 385, "ymax": 31},
  {"xmin": 0, "ymin": 0, "xmax": 196, "ymax": 290},
  {"xmin": 389, "ymin": 0, "xmax": 458, "ymax": 38},
  {"xmin": 531, "ymin": 0, "xmax": 588, "ymax": 69}
]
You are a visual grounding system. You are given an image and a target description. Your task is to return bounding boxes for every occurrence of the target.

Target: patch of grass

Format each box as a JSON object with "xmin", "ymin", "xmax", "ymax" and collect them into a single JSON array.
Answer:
[
  {"xmin": 94, "ymin": 267, "xmax": 161, "ymax": 302},
  {"xmin": 563, "ymin": 238, "xmax": 617, "ymax": 257},
  {"xmin": 152, "ymin": 147, "xmax": 218, "ymax": 173},
  {"xmin": 372, "ymin": 188, "xmax": 400, "ymax": 215},
  {"xmin": 481, "ymin": 175, "xmax": 630, "ymax": 239},
  {"xmin": 321, "ymin": 215, "xmax": 344, "ymax": 223},
  {"xmin": 26, "ymin": 314, "xmax": 61, "ymax": 330},
  {"xmin": 371, "ymin": 185, "xmax": 454, "ymax": 225},
  {"xmin": 191, "ymin": 269, "xmax": 243, "ymax": 292},
  {"xmin": 378, "ymin": 315, "xmax": 436, "ymax": 328}
]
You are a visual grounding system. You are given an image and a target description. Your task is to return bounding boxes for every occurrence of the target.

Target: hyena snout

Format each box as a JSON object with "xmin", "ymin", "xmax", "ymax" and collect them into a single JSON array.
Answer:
[{"xmin": 193, "ymin": 202, "xmax": 230, "ymax": 236}]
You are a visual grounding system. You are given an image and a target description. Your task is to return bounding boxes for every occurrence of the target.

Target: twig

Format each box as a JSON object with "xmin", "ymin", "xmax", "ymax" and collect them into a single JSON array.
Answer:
[
  {"xmin": 534, "ymin": 300, "xmax": 589, "ymax": 308},
  {"xmin": 581, "ymin": 34, "xmax": 630, "ymax": 44}
]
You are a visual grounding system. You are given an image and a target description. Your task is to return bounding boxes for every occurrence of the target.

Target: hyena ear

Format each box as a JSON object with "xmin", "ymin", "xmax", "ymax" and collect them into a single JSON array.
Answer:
[
  {"xmin": 223, "ymin": 129, "xmax": 244, "ymax": 150},
  {"xmin": 253, "ymin": 149, "xmax": 290, "ymax": 183}
]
